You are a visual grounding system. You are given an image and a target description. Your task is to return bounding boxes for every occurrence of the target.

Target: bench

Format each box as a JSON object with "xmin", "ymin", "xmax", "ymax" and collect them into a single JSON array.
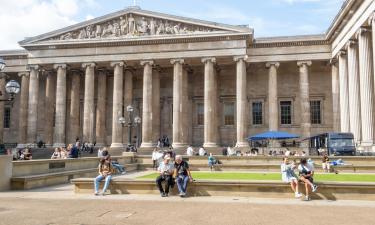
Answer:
[
  {"xmin": 71, "ymin": 177, "xmax": 375, "ymax": 201},
  {"xmin": 11, "ymin": 163, "xmax": 139, "ymax": 190}
]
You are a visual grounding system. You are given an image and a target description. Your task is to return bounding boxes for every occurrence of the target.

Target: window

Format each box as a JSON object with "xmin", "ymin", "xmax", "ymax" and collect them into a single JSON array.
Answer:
[
  {"xmin": 252, "ymin": 102, "xmax": 263, "ymax": 125},
  {"xmin": 4, "ymin": 107, "xmax": 10, "ymax": 128},
  {"xmin": 223, "ymin": 102, "xmax": 235, "ymax": 125},
  {"xmin": 280, "ymin": 101, "xmax": 292, "ymax": 125},
  {"xmin": 310, "ymin": 100, "xmax": 321, "ymax": 124},
  {"xmin": 197, "ymin": 103, "xmax": 204, "ymax": 125}
]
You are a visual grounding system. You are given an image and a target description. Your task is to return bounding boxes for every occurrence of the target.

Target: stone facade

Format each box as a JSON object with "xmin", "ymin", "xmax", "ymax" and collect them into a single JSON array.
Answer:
[{"xmin": 0, "ymin": 1, "xmax": 374, "ymax": 152}]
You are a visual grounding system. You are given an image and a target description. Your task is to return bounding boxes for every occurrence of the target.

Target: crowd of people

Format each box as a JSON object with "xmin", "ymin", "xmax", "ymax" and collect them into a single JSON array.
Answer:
[{"xmin": 50, "ymin": 144, "xmax": 79, "ymax": 159}]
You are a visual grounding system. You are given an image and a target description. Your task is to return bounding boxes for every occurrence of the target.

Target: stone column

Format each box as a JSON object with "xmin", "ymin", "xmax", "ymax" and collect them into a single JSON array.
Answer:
[
  {"xmin": 82, "ymin": 63, "xmax": 96, "ymax": 144},
  {"xmin": 346, "ymin": 40, "xmax": 362, "ymax": 143},
  {"xmin": 53, "ymin": 64, "xmax": 67, "ymax": 147},
  {"xmin": 123, "ymin": 69, "xmax": 133, "ymax": 145},
  {"xmin": 235, "ymin": 56, "xmax": 248, "ymax": 148},
  {"xmin": 69, "ymin": 70, "xmax": 81, "ymax": 144},
  {"xmin": 297, "ymin": 61, "xmax": 312, "ymax": 140},
  {"xmin": 338, "ymin": 51, "xmax": 350, "ymax": 132},
  {"xmin": 330, "ymin": 59, "xmax": 340, "ymax": 132},
  {"xmin": 152, "ymin": 67, "xmax": 161, "ymax": 144},
  {"xmin": 357, "ymin": 27, "xmax": 374, "ymax": 146},
  {"xmin": 17, "ymin": 72, "xmax": 29, "ymax": 148},
  {"xmin": 202, "ymin": 57, "xmax": 218, "ymax": 148},
  {"xmin": 266, "ymin": 62, "xmax": 280, "ymax": 131},
  {"xmin": 140, "ymin": 60, "xmax": 154, "ymax": 148},
  {"xmin": 96, "ymin": 69, "xmax": 107, "ymax": 147},
  {"xmin": 171, "ymin": 59, "xmax": 188, "ymax": 148},
  {"xmin": 369, "ymin": 14, "xmax": 375, "ymax": 78},
  {"xmin": 110, "ymin": 62, "xmax": 124, "ymax": 149},
  {"xmin": 0, "ymin": 74, "xmax": 6, "ymax": 144},
  {"xmin": 27, "ymin": 65, "xmax": 39, "ymax": 145},
  {"xmin": 44, "ymin": 71, "xmax": 56, "ymax": 146}
]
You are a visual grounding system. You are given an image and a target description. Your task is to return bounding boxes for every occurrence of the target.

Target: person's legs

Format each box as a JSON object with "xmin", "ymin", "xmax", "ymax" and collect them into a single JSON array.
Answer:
[
  {"xmin": 182, "ymin": 175, "xmax": 189, "ymax": 193},
  {"xmin": 176, "ymin": 176, "xmax": 183, "ymax": 194},
  {"xmin": 156, "ymin": 176, "xmax": 165, "ymax": 194},
  {"xmin": 164, "ymin": 176, "xmax": 172, "ymax": 195},
  {"xmin": 94, "ymin": 175, "xmax": 104, "ymax": 194},
  {"xmin": 112, "ymin": 163, "xmax": 123, "ymax": 173},
  {"xmin": 101, "ymin": 175, "xmax": 112, "ymax": 194},
  {"xmin": 289, "ymin": 181, "xmax": 296, "ymax": 193}
]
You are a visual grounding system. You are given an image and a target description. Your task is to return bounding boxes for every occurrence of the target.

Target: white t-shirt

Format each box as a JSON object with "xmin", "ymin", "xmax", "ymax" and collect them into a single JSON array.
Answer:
[
  {"xmin": 199, "ymin": 148, "xmax": 206, "ymax": 156},
  {"xmin": 152, "ymin": 151, "xmax": 158, "ymax": 160},
  {"xmin": 186, "ymin": 147, "xmax": 194, "ymax": 156}
]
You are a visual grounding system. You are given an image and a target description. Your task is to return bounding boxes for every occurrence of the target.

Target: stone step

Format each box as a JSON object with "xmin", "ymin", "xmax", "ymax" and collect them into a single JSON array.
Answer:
[{"xmin": 71, "ymin": 177, "xmax": 375, "ymax": 201}]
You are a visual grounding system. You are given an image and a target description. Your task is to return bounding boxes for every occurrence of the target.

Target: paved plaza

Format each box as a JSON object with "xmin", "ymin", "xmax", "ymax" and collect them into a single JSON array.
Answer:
[{"xmin": 0, "ymin": 184, "xmax": 374, "ymax": 225}]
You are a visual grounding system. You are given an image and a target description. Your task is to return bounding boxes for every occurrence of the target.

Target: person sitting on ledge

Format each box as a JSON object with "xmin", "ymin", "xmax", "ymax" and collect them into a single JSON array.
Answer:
[
  {"xmin": 68, "ymin": 144, "xmax": 79, "ymax": 158},
  {"xmin": 174, "ymin": 155, "xmax": 193, "ymax": 197},
  {"xmin": 208, "ymin": 153, "xmax": 217, "ymax": 171},
  {"xmin": 94, "ymin": 157, "xmax": 113, "ymax": 196},
  {"xmin": 281, "ymin": 157, "xmax": 302, "ymax": 199},
  {"xmin": 298, "ymin": 158, "xmax": 318, "ymax": 201},
  {"xmin": 186, "ymin": 145, "xmax": 195, "ymax": 156},
  {"xmin": 51, "ymin": 148, "xmax": 61, "ymax": 159},
  {"xmin": 156, "ymin": 155, "xmax": 174, "ymax": 197}
]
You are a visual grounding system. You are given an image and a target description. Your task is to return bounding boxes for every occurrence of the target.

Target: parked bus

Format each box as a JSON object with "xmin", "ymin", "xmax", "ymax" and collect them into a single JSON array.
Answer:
[{"xmin": 308, "ymin": 133, "xmax": 355, "ymax": 156}]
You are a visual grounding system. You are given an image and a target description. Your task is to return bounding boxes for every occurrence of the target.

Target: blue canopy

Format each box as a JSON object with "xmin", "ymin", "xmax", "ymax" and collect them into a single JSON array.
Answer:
[{"xmin": 247, "ymin": 131, "xmax": 300, "ymax": 141}]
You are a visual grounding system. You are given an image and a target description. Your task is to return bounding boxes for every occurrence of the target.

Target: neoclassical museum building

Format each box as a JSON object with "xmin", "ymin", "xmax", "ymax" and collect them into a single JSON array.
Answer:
[{"xmin": 0, "ymin": 0, "xmax": 374, "ymax": 152}]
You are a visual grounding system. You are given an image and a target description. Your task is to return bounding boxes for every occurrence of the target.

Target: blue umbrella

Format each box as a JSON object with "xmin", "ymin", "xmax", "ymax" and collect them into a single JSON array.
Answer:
[{"xmin": 247, "ymin": 131, "xmax": 300, "ymax": 141}]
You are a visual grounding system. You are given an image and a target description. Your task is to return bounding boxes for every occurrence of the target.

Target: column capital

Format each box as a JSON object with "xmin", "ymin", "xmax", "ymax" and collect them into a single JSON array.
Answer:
[
  {"xmin": 368, "ymin": 13, "xmax": 375, "ymax": 25},
  {"xmin": 27, "ymin": 64, "xmax": 40, "ymax": 71},
  {"xmin": 53, "ymin": 63, "xmax": 67, "ymax": 70},
  {"xmin": 201, "ymin": 57, "xmax": 216, "ymax": 64},
  {"xmin": 345, "ymin": 39, "xmax": 358, "ymax": 50},
  {"xmin": 170, "ymin": 58, "xmax": 184, "ymax": 65},
  {"xmin": 355, "ymin": 27, "xmax": 372, "ymax": 38},
  {"xmin": 18, "ymin": 72, "xmax": 30, "ymax": 78},
  {"xmin": 110, "ymin": 61, "xmax": 125, "ymax": 67},
  {"xmin": 81, "ymin": 62, "xmax": 96, "ymax": 69},
  {"xmin": 233, "ymin": 55, "xmax": 248, "ymax": 62},
  {"xmin": 140, "ymin": 60, "xmax": 154, "ymax": 66},
  {"xmin": 265, "ymin": 62, "xmax": 280, "ymax": 68},
  {"xmin": 297, "ymin": 60, "xmax": 312, "ymax": 67},
  {"xmin": 329, "ymin": 58, "xmax": 338, "ymax": 66}
]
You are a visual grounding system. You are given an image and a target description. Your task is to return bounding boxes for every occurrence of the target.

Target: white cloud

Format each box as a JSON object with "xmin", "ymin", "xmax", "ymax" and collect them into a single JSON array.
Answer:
[
  {"xmin": 0, "ymin": 0, "xmax": 98, "ymax": 50},
  {"xmin": 85, "ymin": 14, "xmax": 95, "ymax": 21}
]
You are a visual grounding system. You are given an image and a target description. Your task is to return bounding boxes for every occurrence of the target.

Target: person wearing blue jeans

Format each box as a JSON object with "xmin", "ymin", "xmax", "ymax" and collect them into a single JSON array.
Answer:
[
  {"xmin": 174, "ymin": 155, "xmax": 193, "ymax": 197},
  {"xmin": 94, "ymin": 158, "xmax": 113, "ymax": 195}
]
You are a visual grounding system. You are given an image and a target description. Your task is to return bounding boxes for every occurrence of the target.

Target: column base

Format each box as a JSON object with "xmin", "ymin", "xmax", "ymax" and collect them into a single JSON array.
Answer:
[
  {"xmin": 235, "ymin": 141, "xmax": 249, "ymax": 148},
  {"xmin": 110, "ymin": 143, "xmax": 124, "ymax": 148},
  {"xmin": 172, "ymin": 142, "xmax": 188, "ymax": 149},
  {"xmin": 53, "ymin": 143, "xmax": 66, "ymax": 148},
  {"xmin": 108, "ymin": 147, "xmax": 124, "ymax": 156},
  {"xmin": 95, "ymin": 143, "xmax": 106, "ymax": 148},
  {"xmin": 140, "ymin": 142, "xmax": 156, "ymax": 148},
  {"xmin": 203, "ymin": 142, "xmax": 218, "ymax": 148},
  {"xmin": 25, "ymin": 143, "xmax": 37, "ymax": 148},
  {"xmin": 16, "ymin": 144, "xmax": 27, "ymax": 149}
]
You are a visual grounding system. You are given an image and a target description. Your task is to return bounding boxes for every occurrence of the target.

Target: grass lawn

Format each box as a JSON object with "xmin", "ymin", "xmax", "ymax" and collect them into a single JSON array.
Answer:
[{"xmin": 137, "ymin": 172, "xmax": 375, "ymax": 183}]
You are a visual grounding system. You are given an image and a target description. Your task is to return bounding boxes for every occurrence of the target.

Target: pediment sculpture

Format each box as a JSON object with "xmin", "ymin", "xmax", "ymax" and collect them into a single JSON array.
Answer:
[{"xmin": 53, "ymin": 13, "xmax": 224, "ymax": 41}]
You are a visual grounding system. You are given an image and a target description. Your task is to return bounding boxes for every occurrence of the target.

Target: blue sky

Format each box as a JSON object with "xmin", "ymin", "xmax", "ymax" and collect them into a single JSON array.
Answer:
[{"xmin": 0, "ymin": 0, "xmax": 344, "ymax": 49}]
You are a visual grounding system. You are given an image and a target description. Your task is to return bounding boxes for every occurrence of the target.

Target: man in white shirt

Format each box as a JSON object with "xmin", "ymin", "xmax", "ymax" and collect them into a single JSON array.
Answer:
[
  {"xmin": 156, "ymin": 155, "xmax": 174, "ymax": 197},
  {"xmin": 198, "ymin": 147, "xmax": 206, "ymax": 156},
  {"xmin": 186, "ymin": 146, "xmax": 195, "ymax": 156}
]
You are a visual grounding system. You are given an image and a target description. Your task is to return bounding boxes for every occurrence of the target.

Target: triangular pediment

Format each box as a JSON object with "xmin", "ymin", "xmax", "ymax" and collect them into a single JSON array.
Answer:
[{"xmin": 19, "ymin": 7, "xmax": 252, "ymax": 46}]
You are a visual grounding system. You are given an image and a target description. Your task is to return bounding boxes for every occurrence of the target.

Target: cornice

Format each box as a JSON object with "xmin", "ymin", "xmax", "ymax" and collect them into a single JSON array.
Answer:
[{"xmin": 250, "ymin": 39, "xmax": 329, "ymax": 48}]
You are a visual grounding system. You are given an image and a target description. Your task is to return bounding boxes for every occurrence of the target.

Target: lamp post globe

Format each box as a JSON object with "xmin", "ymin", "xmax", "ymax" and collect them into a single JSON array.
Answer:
[
  {"xmin": 134, "ymin": 116, "xmax": 141, "ymax": 124},
  {"xmin": 118, "ymin": 116, "xmax": 126, "ymax": 125},
  {"xmin": 5, "ymin": 80, "xmax": 21, "ymax": 95},
  {"xmin": 0, "ymin": 58, "xmax": 6, "ymax": 72},
  {"xmin": 126, "ymin": 105, "xmax": 134, "ymax": 112}
]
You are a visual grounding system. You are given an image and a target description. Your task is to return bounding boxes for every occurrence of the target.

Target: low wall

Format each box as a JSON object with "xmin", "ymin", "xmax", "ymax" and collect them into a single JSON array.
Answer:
[
  {"xmin": 0, "ymin": 155, "xmax": 12, "ymax": 191},
  {"xmin": 72, "ymin": 177, "xmax": 375, "ymax": 201},
  {"xmin": 12, "ymin": 156, "xmax": 134, "ymax": 177}
]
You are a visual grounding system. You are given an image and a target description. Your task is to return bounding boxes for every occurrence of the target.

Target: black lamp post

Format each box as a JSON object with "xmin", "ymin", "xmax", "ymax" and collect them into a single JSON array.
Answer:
[
  {"xmin": 118, "ymin": 105, "xmax": 141, "ymax": 148},
  {"xmin": 0, "ymin": 58, "xmax": 21, "ymax": 103}
]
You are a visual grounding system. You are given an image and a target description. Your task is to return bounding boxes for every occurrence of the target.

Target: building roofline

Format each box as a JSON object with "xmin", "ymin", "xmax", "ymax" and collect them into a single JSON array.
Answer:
[{"xmin": 325, "ymin": 0, "xmax": 357, "ymax": 40}]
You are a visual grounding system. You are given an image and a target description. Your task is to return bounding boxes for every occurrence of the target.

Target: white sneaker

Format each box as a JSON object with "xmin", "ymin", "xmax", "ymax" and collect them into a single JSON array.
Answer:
[
  {"xmin": 121, "ymin": 171, "xmax": 127, "ymax": 175},
  {"xmin": 304, "ymin": 196, "xmax": 311, "ymax": 201},
  {"xmin": 312, "ymin": 185, "xmax": 318, "ymax": 192},
  {"xmin": 295, "ymin": 193, "xmax": 302, "ymax": 198}
]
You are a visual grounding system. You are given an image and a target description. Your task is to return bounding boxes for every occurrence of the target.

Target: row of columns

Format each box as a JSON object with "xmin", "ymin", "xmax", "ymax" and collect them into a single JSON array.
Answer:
[{"xmin": 335, "ymin": 20, "xmax": 375, "ymax": 147}]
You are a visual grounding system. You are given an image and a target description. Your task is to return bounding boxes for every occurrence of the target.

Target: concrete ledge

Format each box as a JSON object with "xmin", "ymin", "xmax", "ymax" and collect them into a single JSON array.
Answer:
[
  {"xmin": 11, "ymin": 163, "xmax": 139, "ymax": 190},
  {"xmin": 71, "ymin": 177, "xmax": 375, "ymax": 201}
]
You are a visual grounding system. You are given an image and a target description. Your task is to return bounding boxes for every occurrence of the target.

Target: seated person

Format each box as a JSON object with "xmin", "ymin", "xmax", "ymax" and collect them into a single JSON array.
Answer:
[
  {"xmin": 186, "ymin": 146, "xmax": 195, "ymax": 156},
  {"xmin": 198, "ymin": 147, "xmax": 207, "ymax": 156},
  {"xmin": 281, "ymin": 157, "xmax": 302, "ymax": 198},
  {"xmin": 322, "ymin": 154, "xmax": 330, "ymax": 173},
  {"xmin": 174, "ymin": 155, "xmax": 193, "ymax": 197},
  {"xmin": 298, "ymin": 158, "xmax": 318, "ymax": 201},
  {"xmin": 227, "ymin": 147, "xmax": 236, "ymax": 156},
  {"xmin": 20, "ymin": 148, "xmax": 32, "ymax": 160},
  {"xmin": 68, "ymin": 144, "xmax": 79, "ymax": 158},
  {"xmin": 208, "ymin": 153, "xmax": 217, "ymax": 171},
  {"xmin": 111, "ymin": 157, "xmax": 126, "ymax": 175},
  {"xmin": 156, "ymin": 155, "xmax": 174, "ymax": 197},
  {"xmin": 94, "ymin": 158, "xmax": 113, "ymax": 195},
  {"xmin": 51, "ymin": 148, "xmax": 61, "ymax": 159}
]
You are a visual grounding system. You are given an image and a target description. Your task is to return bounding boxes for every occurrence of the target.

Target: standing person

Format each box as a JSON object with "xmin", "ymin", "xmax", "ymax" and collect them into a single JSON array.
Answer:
[
  {"xmin": 94, "ymin": 158, "xmax": 113, "ymax": 195},
  {"xmin": 281, "ymin": 157, "xmax": 302, "ymax": 198},
  {"xmin": 174, "ymin": 155, "xmax": 193, "ymax": 197},
  {"xmin": 322, "ymin": 154, "xmax": 330, "ymax": 173},
  {"xmin": 156, "ymin": 155, "xmax": 174, "ymax": 197},
  {"xmin": 208, "ymin": 153, "xmax": 217, "ymax": 171},
  {"xmin": 152, "ymin": 148, "xmax": 159, "ymax": 170},
  {"xmin": 298, "ymin": 158, "xmax": 318, "ymax": 201}
]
